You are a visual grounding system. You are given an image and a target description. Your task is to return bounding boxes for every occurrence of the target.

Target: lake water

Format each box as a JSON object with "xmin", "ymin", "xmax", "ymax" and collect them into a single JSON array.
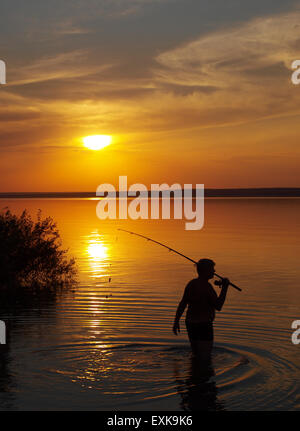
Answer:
[{"xmin": 0, "ymin": 198, "xmax": 299, "ymax": 411}]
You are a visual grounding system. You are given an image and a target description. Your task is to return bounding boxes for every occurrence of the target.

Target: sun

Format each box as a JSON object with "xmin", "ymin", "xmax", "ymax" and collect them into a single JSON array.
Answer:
[{"xmin": 83, "ymin": 135, "xmax": 112, "ymax": 150}]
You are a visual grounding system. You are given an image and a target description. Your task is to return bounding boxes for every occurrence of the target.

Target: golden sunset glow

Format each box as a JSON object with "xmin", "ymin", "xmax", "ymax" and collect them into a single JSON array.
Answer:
[
  {"xmin": 2, "ymin": 4, "xmax": 300, "ymax": 192},
  {"xmin": 83, "ymin": 135, "xmax": 112, "ymax": 151}
]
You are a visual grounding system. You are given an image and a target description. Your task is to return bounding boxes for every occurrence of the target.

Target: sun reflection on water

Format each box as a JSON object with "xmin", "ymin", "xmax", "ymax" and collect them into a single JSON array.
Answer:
[
  {"xmin": 81, "ymin": 232, "xmax": 113, "ymax": 336},
  {"xmin": 85, "ymin": 231, "xmax": 110, "ymax": 279},
  {"xmin": 88, "ymin": 242, "xmax": 108, "ymax": 260}
]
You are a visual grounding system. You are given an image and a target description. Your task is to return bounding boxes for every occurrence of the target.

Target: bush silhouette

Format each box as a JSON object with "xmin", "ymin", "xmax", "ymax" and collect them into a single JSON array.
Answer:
[{"xmin": 0, "ymin": 209, "xmax": 76, "ymax": 299}]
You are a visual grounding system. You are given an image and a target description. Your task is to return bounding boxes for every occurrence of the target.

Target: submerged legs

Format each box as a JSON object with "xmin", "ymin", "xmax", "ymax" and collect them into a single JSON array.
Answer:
[
  {"xmin": 186, "ymin": 322, "xmax": 214, "ymax": 362},
  {"xmin": 192, "ymin": 340, "xmax": 213, "ymax": 362}
]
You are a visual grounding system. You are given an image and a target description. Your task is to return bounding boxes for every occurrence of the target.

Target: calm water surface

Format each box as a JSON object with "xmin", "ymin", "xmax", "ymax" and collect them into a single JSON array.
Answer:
[{"xmin": 0, "ymin": 198, "xmax": 299, "ymax": 410}]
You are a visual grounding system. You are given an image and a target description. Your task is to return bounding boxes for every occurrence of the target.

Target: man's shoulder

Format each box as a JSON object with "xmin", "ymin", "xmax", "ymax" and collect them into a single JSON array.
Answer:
[{"xmin": 186, "ymin": 278, "xmax": 199, "ymax": 288}]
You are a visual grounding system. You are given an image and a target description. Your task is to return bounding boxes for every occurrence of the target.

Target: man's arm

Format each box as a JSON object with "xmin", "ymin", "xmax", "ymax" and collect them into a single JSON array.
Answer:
[
  {"xmin": 212, "ymin": 278, "xmax": 230, "ymax": 311},
  {"xmin": 173, "ymin": 283, "xmax": 190, "ymax": 335}
]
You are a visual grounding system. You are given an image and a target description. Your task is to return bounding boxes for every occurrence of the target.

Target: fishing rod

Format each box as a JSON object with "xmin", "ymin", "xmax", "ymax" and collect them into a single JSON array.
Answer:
[{"xmin": 118, "ymin": 228, "xmax": 242, "ymax": 292}]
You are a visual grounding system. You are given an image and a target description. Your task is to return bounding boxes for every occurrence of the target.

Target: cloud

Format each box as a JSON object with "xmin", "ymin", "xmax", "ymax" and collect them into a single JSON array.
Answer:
[
  {"xmin": 3, "ymin": 5, "xmax": 300, "ymax": 147},
  {"xmin": 55, "ymin": 19, "xmax": 91, "ymax": 35},
  {"xmin": 94, "ymin": 0, "xmax": 177, "ymax": 18},
  {"xmin": 8, "ymin": 50, "xmax": 112, "ymax": 86},
  {"xmin": 152, "ymin": 8, "xmax": 300, "ymax": 127},
  {"xmin": 0, "ymin": 110, "xmax": 41, "ymax": 122},
  {"xmin": 155, "ymin": 9, "xmax": 300, "ymax": 84},
  {"xmin": 156, "ymin": 83, "xmax": 219, "ymax": 96}
]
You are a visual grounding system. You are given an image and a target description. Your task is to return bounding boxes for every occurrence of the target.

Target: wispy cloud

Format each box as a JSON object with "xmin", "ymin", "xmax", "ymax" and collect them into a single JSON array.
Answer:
[
  {"xmin": 96, "ymin": 0, "xmax": 177, "ymax": 18},
  {"xmin": 153, "ymin": 8, "xmax": 300, "ymax": 126},
  {"xmin": 55, "ymin": 19, "xmax": 91, "ymax": 35},
  {"xmin": 2, "ymin": 6, "xmax": 300, "ymax": 150},
  {"xmin": 8, "ymin": 50, "xmax": 112, "ymax": 86}
]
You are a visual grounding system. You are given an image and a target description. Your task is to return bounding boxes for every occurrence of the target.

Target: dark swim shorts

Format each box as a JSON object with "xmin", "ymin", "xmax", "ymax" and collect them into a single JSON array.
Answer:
[{"xmin": 185, "ymin": 321, "xmax": 214, "ymax": 341}]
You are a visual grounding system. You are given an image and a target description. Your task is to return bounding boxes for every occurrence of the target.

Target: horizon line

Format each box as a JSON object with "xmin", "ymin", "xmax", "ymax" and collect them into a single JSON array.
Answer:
[{"xmin": 1, "ymin": 187, "xmax": 300, "ymax": 198}]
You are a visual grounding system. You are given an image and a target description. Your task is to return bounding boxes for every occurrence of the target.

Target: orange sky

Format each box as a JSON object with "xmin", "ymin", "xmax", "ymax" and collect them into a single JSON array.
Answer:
[{"xmin": 1, "ymin": 2, "xmax": 300, "ymax": 191}]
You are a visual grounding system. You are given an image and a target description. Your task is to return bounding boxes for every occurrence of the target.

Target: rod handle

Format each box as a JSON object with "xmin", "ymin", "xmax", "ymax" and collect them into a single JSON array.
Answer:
[{"xmin": 214, "ymin": 273, "xmax": 242, "ymax": 292}]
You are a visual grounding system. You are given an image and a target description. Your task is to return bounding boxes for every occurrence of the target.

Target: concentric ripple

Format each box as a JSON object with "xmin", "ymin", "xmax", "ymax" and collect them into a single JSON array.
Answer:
[{"xmin": 6, "ymin": 340, "xmax": 296, "ymax": 411}]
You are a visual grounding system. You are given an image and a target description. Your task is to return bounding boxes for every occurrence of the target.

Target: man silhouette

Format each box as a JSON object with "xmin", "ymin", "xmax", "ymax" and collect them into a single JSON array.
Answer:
[{"xmin": 173, "ymin": 259, "xmax": 229, "ymax": 360}]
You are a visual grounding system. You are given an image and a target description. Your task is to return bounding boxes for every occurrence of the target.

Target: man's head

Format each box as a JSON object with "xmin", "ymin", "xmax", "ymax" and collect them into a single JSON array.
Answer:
[{"xmin": 196, "ymin": 258, "xmax": 215, "ymax": 279}]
